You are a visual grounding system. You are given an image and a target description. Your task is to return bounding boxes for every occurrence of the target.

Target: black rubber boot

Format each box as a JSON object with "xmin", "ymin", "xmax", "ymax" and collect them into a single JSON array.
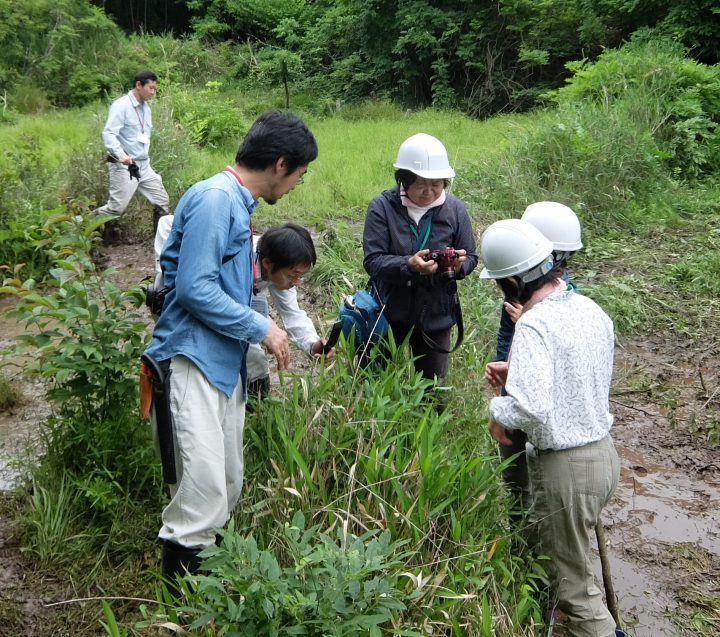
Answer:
[
  {"xmin": 153, "ymin": 205, "xmax": 169, "ymax": 235},
  {"xmin": 101, "ymin": 217, "xmax": 122, "ymax": 246},
  {"xmin": 162, "ymin": 540, "xmax": 203, "ymax": 599},
  {"xmin": 246, "ymin": 375, "xmax": 270, "ymax": 412}
]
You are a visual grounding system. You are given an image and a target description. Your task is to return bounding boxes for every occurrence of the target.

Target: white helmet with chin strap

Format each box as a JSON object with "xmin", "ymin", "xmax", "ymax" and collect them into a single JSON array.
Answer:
[
  {"xmin": 521, "ymin": 201, "xmax": 582, "ymax": 262},
  {"xmin": 479, "ymin": 219, "xmax": 555, "ymax": 282},
  {"xmin": 394, "ymin": 133, "xmax": 456, "ymax": 180}
]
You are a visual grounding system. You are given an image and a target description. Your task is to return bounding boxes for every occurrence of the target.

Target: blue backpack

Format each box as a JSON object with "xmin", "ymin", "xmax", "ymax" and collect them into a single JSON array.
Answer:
[{"xmin": 337, "ymin": 285, "xmax": 389, "ymax": 353}]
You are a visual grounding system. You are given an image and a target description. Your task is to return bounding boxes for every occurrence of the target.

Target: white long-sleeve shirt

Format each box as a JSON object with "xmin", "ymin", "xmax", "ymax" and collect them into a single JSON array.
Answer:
[
  {"xmin": 102, "ymin": 91, "xmax": 152, "ymax": 161},
  {"xmin": 489, "ymin": 289, "xmax": 614, "ymax": 451},
  {"xmin": 154, "ymin": 215, "xmax": 319, "ymax": 355}
]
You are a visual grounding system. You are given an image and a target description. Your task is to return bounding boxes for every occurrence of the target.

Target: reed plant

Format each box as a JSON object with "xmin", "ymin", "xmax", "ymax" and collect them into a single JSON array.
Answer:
[{"xmin": 220, "ymin": 336, "xmax": 544, "ymax": 633}]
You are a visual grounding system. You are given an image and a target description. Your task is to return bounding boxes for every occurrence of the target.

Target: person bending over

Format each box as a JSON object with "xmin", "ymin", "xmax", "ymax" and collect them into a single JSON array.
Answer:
[
  {"xmin": 152, "ymin": 219, "xmax": 333, "ymax": 401},
  {"xmin": 480, "ymin": 219, "xmax": 623, "ymax": 637},
  {"xmin": 143, "ymin": 110, "xmax": 318, "ymax": 592}
]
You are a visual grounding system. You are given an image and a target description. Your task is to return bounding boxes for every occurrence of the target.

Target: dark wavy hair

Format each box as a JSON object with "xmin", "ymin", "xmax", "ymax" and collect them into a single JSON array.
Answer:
[
  {"xmin": 133, "ymin": 70, "xmax": 157, "ymax": 87},
  {"xmin": 236, "ymin": 111, "xmax": 318, "ymax": 174},
  {"xmin": 496, "ymin": 265, "xmax": 565, "ymax": 305},
  {"xmin": 394, "ymin": 169, "xmax": 450, "ymax": 190}
]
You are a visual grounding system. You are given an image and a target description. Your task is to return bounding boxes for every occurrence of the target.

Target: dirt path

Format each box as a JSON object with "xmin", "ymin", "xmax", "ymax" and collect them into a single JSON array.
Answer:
[
  {"xmin": 1, "ymin": 241, "xmax": 719, "ymax": 636},
  {"xmin": 604, "ymin": 338, "xmax": 720, "ymax": 636}
]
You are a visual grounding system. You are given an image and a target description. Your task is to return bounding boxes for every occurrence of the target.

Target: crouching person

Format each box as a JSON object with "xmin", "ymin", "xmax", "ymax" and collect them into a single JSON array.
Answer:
[
  {"xmin": 152, "ymin": 219, "xmax": 332, "ymax": 402},
  {"xmin": 142, "ymin": 110, "xmax": 318, "ymax": 594},
  {"xmin": 247, "ymin": 223, "xmax": 332, "ymax": 401}
]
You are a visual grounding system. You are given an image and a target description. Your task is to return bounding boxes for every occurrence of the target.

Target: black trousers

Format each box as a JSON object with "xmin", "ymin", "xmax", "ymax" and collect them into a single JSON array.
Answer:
[{"xmin": 388, "ymin": 323, "xmax": 451, "ymax": 381}]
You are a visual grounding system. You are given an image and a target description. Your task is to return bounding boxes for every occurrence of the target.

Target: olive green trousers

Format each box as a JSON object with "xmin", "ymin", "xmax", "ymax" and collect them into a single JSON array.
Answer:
[{"xmin": 528, "ymin": 435, "xmax": 620, "ymax": 637}]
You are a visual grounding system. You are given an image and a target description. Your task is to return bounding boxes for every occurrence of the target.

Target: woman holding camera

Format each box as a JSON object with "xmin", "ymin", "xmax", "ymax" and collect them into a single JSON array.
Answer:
[{"xmin": 362, "ymin": 133, "xmax": 477, "ymax": 387}]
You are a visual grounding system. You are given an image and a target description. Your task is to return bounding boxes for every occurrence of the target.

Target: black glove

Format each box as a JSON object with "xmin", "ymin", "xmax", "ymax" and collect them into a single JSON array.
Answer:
[{"xmin": 128, "ymin": 162, "xmax": 141, "ymax": 181}]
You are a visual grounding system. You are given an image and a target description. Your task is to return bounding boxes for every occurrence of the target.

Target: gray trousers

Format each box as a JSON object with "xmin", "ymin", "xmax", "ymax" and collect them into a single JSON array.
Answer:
[
  {"xmin": 96, "ymin": 158, "xmax": 169, "ymax": 217},
  {"xmin": 529, "ymin": 435, "xmax": 620, "ymax": 637}
]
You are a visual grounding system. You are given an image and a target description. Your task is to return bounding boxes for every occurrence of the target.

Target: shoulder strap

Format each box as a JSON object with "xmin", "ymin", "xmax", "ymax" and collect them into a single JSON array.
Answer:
[{"xmin": 416, "ymin": 288, "xmax": 464, "ymax": 354}]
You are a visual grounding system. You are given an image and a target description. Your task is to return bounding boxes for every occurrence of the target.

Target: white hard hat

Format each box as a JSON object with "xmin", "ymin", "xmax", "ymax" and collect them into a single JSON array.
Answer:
[
  {"xmin": 393, "ymin": 133, "xmax": 456, "ymax": 180},
  {"xmin": 521, "ymin": 201, "xmax": 582, "ymax": 252},
  {"xmin": 479, "ymin": 219, "xmax": 555, "ymax": 282}
]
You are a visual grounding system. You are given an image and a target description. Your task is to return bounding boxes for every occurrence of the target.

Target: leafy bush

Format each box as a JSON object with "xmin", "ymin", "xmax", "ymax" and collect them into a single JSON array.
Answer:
[
  {"xmin": 164, "ymin": 513, "xmax": 417, "ymax": 636},
  {"xmin": 68, "ymin": 69, "xmax": 113, "ymax": 107},
  {"xmin": 0, "ymin": 371, "xmax": 22, "ymax": 410},
  {"xmin": 1, "ymin": 205, "xmax": 162, "ymax": 571},
  {"xmin": 0, "ymin": 0, "xmax": 125, "ymax": 106},
  {"xmin": 168, "ymin": 82, "xmax": 248, "ymax": 148},
  {"xmin": 553, "ymin": 36, "xmax": 720, "ymax": 178},
  {"xmin": 476, "ymin": 37, "xmax": 720, "ymax": 233},
  {"xmin": 7, "ymin": 82, "xmax": 51, "ymax": 114},
  {"xmin": 1, "ymin": 210, "xmax": 149, "ymax": 421}
]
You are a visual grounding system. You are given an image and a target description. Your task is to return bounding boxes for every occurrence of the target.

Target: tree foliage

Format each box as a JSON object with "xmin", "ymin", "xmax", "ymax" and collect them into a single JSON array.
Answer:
[
  {"xmin": 0, "ymin": 0, "xmax": 124, "ymax": 108},
  {"xmin": 177, "ymin": 0, "xmax": 720, "ymax": 115},
  {"xmin": 2, "ymin": 0, "xmax": 719, "ymax": 115}
]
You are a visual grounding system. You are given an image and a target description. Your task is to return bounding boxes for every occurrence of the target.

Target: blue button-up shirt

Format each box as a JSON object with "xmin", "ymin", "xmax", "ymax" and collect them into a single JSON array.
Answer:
[
  {"xmin": 144, "ymin": 171, "xmax": 270, "ymax": 397},
  {"xmin": 101, "ymin": 90, "xmax": 152, "ymax": 161}
]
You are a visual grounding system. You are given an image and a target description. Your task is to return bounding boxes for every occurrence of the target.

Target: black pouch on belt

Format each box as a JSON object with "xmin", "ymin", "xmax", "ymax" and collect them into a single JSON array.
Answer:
[{"xmin": 141, "ymin": 354, "xmax": 176, "ymax": 484}]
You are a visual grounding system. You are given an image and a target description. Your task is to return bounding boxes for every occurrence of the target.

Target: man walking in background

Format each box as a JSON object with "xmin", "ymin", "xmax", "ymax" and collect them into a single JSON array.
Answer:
[
  {"xmin": 142, "ymin": 110, "xmax": 318, "ymax": 594},
  {"xmin": 95, "ymin": 70, "xmax": 170, "ymax": 233}
]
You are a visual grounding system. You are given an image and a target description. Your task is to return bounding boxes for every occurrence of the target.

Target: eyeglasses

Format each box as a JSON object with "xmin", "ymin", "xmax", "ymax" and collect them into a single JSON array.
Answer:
[
  {"xmin": 285, "ymin": 270, "xmax": 306, "ymax": 284},
  {"xmin": 297, "ymin": 174, "xmax": 305, "ymax": 186}
]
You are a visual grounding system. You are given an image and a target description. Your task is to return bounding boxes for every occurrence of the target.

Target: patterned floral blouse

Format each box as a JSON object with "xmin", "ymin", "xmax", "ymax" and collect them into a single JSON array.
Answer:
[{"xmin": 489, "ymin": 289, "xmax": 615, "ymax": 451}]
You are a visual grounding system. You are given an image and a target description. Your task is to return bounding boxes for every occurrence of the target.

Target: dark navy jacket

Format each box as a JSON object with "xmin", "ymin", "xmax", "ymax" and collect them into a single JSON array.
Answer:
[{"xmin": 362, "ymin": 186, "xmax": 478, "ymax": 333}]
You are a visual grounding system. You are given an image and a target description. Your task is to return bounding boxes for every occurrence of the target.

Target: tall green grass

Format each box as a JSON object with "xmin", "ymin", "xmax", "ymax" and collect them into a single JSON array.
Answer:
[
  {"xmin": 254, "ymin": 106, "xmax": 536, "ymax": 229},
  {"xmin": 203, "ymin": 337, "xmax": 545, "ymax": 633}
]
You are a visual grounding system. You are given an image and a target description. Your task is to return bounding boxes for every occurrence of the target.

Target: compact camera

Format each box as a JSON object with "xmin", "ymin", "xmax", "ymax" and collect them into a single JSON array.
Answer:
[
  {"xmin": 128, "ymin": 161, "xmax": 141, "ymax": 181},
  {"xmin": 426, "ymin": 247, "xmax": 458, "ymax": 279},
  {"xmin": 145, "ymin": 283, "xmax": 169, "ymax": 316}
]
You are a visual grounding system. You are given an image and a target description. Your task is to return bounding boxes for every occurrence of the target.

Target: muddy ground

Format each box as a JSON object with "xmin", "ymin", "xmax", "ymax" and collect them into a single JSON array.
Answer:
[{"xmin": 1, "ymin": 241, "xmax": 719, "ymax": 637}]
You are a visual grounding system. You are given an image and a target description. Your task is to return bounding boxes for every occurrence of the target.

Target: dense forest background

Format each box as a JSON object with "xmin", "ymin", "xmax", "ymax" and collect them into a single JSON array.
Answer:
[{"xmin": 2, "ymin": 0, "xmax": 719, "ymax": 116}]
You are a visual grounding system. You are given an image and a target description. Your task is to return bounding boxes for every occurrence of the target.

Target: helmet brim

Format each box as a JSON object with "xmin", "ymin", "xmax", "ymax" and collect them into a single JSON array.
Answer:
[{"xmin": 393, "ymin": 164, "xmax": 455, "ymax": 180}]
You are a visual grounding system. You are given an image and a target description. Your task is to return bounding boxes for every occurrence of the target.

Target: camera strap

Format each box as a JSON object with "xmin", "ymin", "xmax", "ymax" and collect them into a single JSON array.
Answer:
[{"xmin": 416, "ymin": 288, "xmax": 464, "ymax": 354}]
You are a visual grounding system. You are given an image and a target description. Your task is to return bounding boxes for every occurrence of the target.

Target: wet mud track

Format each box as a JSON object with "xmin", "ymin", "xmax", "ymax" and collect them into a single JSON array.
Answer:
[{"xmin": 605, "ymin": 339, "xmax": 720, "ymax": 636}]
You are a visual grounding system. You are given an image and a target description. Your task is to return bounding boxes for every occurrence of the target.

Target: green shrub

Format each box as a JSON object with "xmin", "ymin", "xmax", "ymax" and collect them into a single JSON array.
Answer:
[
  {"xmin": 553, "ymin": 36, "xmax": 720, "ymax": 179},
  {"xmin": 163, "ymin": 513, "xmax": 417, "ymax": 636},
  {"xmin": 475, "ymin": 37, "xmax": 720, "ymax": 233},
  {"xmin": 2, "ymin": 205, "xmax": 163, "ymax": 574},
  {"xmin": 7, "ymin": 83, "xmax": 51, "ymax": 114},
  {"xmin": 1, "ymin": 208, "xmax": 149, "ymax": 422},
  {"xmin": 68, "ymin": 69, "xmax": 112, "ymax": 107},
  {"xmin": 168, "ymin": 82, "xmax": 248, "ymax": 148},
  {"xmin": 0, "ymin": 371, "xmax": 22, "ymax": 410},
  {"xmin": 0, "ymin": 0, "xmax": 125, "ymax": 106}
]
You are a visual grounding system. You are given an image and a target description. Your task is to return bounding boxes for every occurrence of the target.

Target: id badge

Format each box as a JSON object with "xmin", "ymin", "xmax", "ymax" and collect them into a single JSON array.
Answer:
[
  {"xmin": 137, "ymin": 133, "xmax": 150, "ymax": 144},
  {"xmin": 250, "ymin": 293, "xmax": 269, "ymax": 317}
]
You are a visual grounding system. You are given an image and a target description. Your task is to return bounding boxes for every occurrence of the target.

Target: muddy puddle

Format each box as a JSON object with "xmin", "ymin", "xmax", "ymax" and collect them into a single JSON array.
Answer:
[{"xmin": 601, "ymin": 444, "xmax": 720, "ymax": 636}]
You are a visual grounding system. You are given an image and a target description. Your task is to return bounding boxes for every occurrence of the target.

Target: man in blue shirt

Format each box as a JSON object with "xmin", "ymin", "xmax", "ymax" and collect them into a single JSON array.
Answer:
[
  {"xmin": 95, "ymin": 70, "xmax": 170, "ymax": 233},
  {"xmin": 144, "ymin": 111, "xmax": 318, "ymax": 591}
]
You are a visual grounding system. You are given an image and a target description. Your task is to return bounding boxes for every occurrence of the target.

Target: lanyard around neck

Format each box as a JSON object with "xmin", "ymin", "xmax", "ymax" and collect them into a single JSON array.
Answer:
[
  {"xmin": 223, "ymin": 166, "xmax": 244, "ymax": 186},
  {"xmin": 133, "ymin": 100, "xmax": 146, "ymax": 132},
  {"xmin": 222, "ymin": 167, "xmax": 258, "ymax": 292},
  {"xmin": 409, "ymin": 212, "xmax": 433, "ymax": 252}
]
